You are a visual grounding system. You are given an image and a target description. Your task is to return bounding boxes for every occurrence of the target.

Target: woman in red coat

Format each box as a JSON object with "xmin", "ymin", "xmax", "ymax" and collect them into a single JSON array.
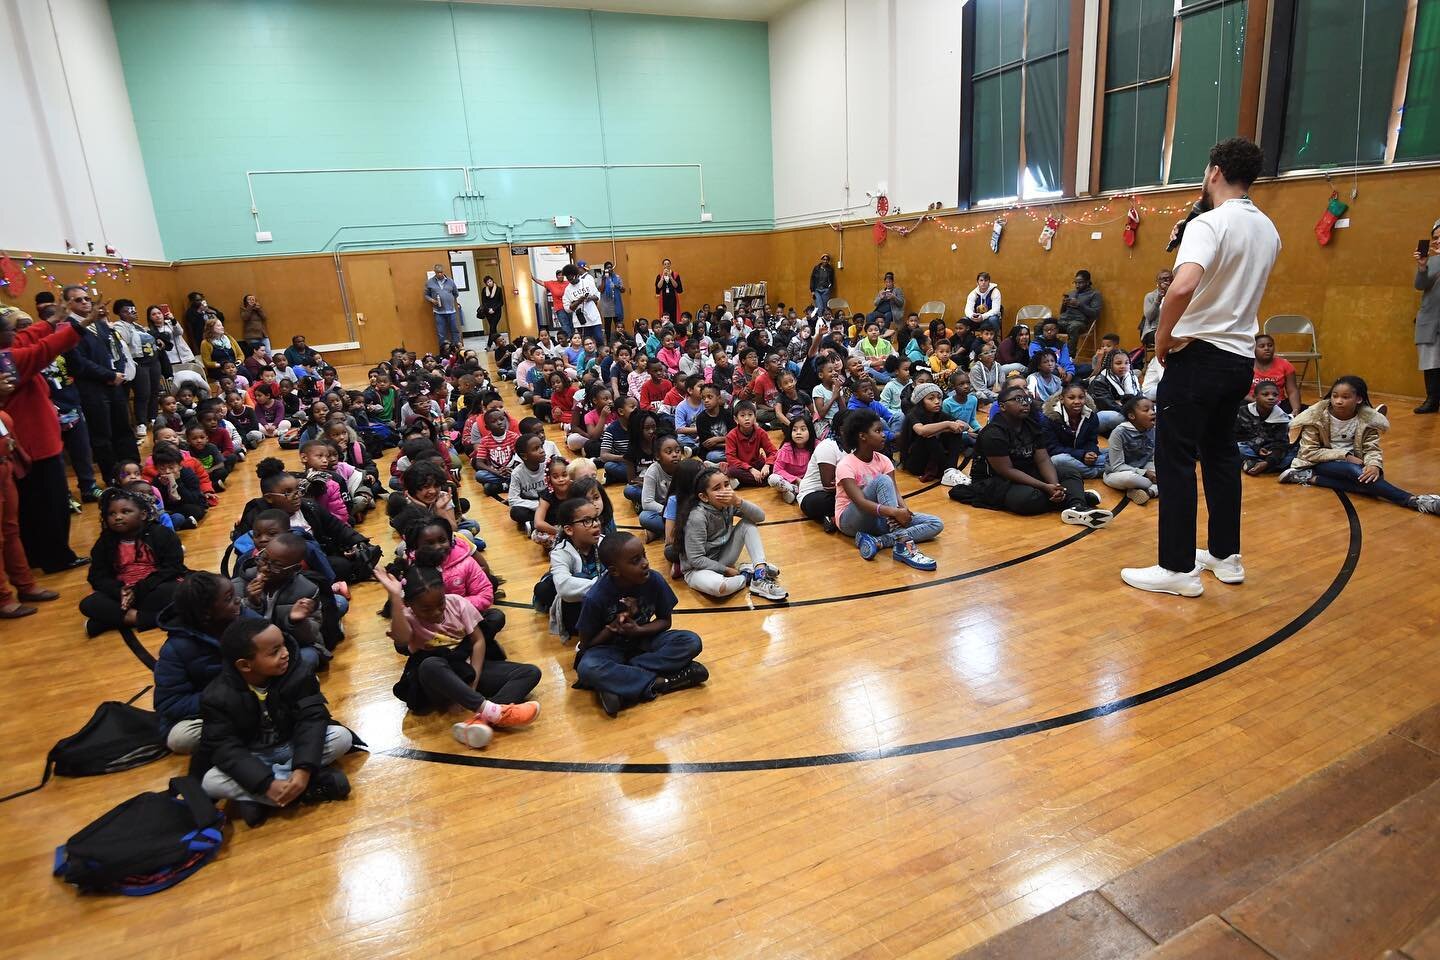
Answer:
[{"xmin": 0, "ymin": 304, "xmax": 90, "ymax": 573}]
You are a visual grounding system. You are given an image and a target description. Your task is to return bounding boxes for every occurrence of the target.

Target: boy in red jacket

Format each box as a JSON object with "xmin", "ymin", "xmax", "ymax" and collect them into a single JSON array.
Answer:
[
  {"xmin": 724, "ymin": 401, "xmax": 776, "ymax": 487},
  {"xmin": 638, "ymin": 359, "xmax": 673, "ymax": 413}
]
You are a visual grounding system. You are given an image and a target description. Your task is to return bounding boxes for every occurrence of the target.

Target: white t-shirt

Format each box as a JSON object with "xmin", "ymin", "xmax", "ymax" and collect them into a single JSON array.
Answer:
[
  {"xmin": 1171, "ymin": 197, "xmax": 1281, "ymax": 358},
  {"xmin": 564, "ymin": 275, "xmax": 603, "ymax": 328},
  {"xmin": 796, "ymin": 437, "xmax": 842, "ymax": 501}
]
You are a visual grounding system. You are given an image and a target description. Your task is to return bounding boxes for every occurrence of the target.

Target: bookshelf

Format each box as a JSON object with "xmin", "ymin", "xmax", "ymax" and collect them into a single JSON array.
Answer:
[{"xmin": 723, "ymin": 281, "xmax": 768, "ymax": 315}]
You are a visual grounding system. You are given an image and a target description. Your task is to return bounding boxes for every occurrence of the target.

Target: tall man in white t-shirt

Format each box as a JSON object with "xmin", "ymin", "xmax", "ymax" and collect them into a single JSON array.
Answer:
[
  {"xmin": 561, "ymin": 263, "xmax": 605, "ymax": 346},
  {"xmin": 1122, "ymin": 139, "xmax": 1281, "ymax": 597}
]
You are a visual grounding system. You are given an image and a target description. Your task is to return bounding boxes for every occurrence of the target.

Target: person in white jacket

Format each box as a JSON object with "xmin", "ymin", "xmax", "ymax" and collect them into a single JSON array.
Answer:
[{"xmin": 962, "ymin": 272, "xmax": 1003, "ymax": 335}]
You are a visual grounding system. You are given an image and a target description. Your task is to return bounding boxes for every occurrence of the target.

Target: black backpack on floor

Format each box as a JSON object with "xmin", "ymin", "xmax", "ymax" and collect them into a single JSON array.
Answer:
[
  {"xmin": 49, "ymin": 701, "xmax": 170, "ymax": 779},
  {"xmin": 53, "ymin": 776, "xmax": 225, "ymax": 896}
]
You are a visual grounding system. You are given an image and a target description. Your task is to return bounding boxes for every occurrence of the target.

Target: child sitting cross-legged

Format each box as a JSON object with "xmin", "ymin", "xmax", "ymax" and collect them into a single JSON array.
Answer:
[
  {"xmin": 197, "ymin": 619, "xmax": 356, "ymax": 827},
  {"xmin": 80, "ymin": 488, "xmax": 189, "ymax": 637},
  {"xmin": 679, "ymin": 465, "xmax": 788, "ymax": 602},
  {"xmin": 232, "ymin": 531, "xmax": 327, "ymax": 671},
  {"xmin": 1235, "ymin": 379, "xmax": 1296, "ymax": 475},
  {"xmin": 724, "ymin": 401, "xmax": 777, "ymax": 487},
  {"xmin": 1103, "ymin": 396, "xmax": 1159, "ymax": 504},
  {"xmin": 374, "ymin": 562, "xmax": 540, "ymax": 749},
  {"xmin": 154, "ymin": 572, "xmax": 254, "ymax": 755},
  {"xmin": 1043, "ymin": 382, "xmax": 1106, "ymax": 480},
  {"xmin": 836, "ymin": 409, "xmax": 944, "ymax": 570},
  {"xmin": 768, "ymin": 416, "xmax": 815, "ymax": 504},
  {"xmin": 574, "ymin": 532, "xmax": 708, "ymax": 717},
  {"xmin": 639, "ymin": 435, "xmax": 683, "ymax": 542}
]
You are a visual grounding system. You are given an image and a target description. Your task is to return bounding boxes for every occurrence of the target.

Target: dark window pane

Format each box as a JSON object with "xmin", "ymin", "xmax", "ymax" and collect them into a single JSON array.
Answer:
[
  {"xmin": 973, "ymin": 69, "xmax": 1023, "ymax": 201},
  {"xmin": 975, "ymin": 0, "xmax": 1025, "ymax": 74},
  {"xmin": 1106, "ymin": 0, "xmax": 1175, "ymax": 88},
  {"xmin": 1171, "ymin": 0, "xmax": 1246, "ymax": 182},
  {"xmin": 1279, "ymin": 0, "xmax": 1407, "ymax": 171},
  {"xmin": 1397, "ymin": 0, "xmax": 1440, "ymax": 160},
  {"xmin": 1024, "ymin": 52, "xmax": 1068, "ymax": 196},
  {"xmin": 1026, "ymin": 0, "xmax": 1071, "ymax": 59},
  {"xmin": 1100, "ymin": 84, "xmax": 1170, "ymax": 190}
]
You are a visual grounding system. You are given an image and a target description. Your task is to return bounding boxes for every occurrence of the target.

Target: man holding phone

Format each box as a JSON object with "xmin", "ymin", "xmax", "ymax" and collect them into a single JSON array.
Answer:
[{"xmin": 1413, "ymin": 220, "xmax": 1440, "ymax": 414}]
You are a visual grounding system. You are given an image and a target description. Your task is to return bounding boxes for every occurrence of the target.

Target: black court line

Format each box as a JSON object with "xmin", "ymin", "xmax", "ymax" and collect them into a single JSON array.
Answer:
[
  {"xmin": 384, "ymin": 490, "xmax": 1360, "ymax": 775},
  {"xmin": 495, "ymin": 493, "xmax": 1128, "ymax": 614},
  {"xmin": 612, "ymin": 481, "xmax": 944, "ymax": 531}
]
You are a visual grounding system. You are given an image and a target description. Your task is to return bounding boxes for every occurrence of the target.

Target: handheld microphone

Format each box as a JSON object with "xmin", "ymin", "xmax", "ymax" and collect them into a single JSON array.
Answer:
[{"xmin": 1167, "ymin": 201, "xmax": 1205, "ymax": 253}]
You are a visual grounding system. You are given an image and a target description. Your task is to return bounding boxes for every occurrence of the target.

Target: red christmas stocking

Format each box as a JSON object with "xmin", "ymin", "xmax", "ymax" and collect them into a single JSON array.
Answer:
[
  {"xmin": 1315, "ymin": 193, "xmax": 1348, "ymax": 246},
  {"xmin": 1123, "ymin": 205, "xmax": 1140, "ymax": 247}
]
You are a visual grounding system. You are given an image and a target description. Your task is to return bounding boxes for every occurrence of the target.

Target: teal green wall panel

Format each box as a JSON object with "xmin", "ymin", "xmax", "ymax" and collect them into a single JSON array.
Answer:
[{"xmin": 109, "ymin": 0, "xmax": 773, "ymax": 260}]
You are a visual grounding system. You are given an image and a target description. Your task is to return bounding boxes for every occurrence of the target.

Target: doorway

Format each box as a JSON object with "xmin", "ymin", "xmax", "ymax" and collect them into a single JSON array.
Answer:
[{"xmin": 346, "ymin": 258, "xmax": 403, "ymax": 364}]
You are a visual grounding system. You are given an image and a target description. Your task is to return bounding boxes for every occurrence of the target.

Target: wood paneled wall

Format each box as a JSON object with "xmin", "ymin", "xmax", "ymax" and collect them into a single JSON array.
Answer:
[
  {"xmin": 775, "ymin": 168, "xmax": 1438, "ymax": 398},
  {"xmin": 6, "ymin": 167, "xmax": 1433, "ymax": 394},
  {"xmin": 0, "ymin": 259, "xmax": 182, "ymax": 321}
]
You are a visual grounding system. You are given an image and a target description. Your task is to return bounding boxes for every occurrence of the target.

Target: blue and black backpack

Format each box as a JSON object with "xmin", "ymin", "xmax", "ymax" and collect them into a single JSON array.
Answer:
[{"xmin": 53, "ymin": 776, "xmax": 226, "ymax": 896}]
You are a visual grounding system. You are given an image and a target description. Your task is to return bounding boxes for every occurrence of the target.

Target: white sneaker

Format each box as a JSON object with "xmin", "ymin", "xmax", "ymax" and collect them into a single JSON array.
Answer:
[
  {"xmin": 1121, "ymin": 564, "xmax": 1204, "ymax": 597},
  {"xmin": 1196, "ymin": 549, "xmax": 1245, "ymax": 583},
  {"xmin": 779, "ymin": 484, "xmax": 796, "ymax": 504},
  {"xmin": 941, "ymin": 467, "xmax": 970, "ymax": 487},
  {"xmin": 1410, "ymin": 494, "xmax": 1440, "ymax": 515}
]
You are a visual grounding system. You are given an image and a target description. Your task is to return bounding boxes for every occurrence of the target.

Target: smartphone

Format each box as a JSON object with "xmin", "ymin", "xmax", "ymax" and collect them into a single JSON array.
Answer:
[
  {"xmin": 159, "ymin": 303, "xmax": 171, "ymax": 315},
  {"xmin": 0, "ymin": 350, "xmax": 15, "ymax": 377},
  {"xmin": 1421, "ymin": 239, "xmax": 1432, "ymax": 258}
]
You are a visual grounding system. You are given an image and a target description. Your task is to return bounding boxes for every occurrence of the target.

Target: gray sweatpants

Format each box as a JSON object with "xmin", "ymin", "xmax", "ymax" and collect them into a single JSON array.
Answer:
[
  {"xmin": 166, "ymin": 718, "xmax": 203, "ymax": 754},
  {"xmin": 201, "ymin": 725, "xmax": 353, "ymax": 806},
  {"xmin": 683, "ymin": 521, "xmax": 766, "ymax": 597}
]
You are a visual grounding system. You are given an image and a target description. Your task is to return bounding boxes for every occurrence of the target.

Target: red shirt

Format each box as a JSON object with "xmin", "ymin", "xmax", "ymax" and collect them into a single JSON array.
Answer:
[
  {"xmin": 116, "ymin": 539, "xmax": 157, "ymax": 587},
  {"xmin": 1252, "ymin": 357, "xmax": 1296, "ymax": 395},
  {"xmin": 639, "ymin": 377, "xmax": 673, "ymax": 411},
  {"xmin": 208, "ymin": 425, "xmax": 235, "ymax": 457},
  {"xmin": 725, "ymin": 423, "xmax": 777, "ymax": 469},
  {"xmin": 542, "ymin": 280, "xmax": 570, "ymax": 312},
  {"xmin": 551, "ymin": 383, "xmax": 577, "ymax": 424},
  {"xmin": 3, "ymin": 319, "xmax": 82, "ymax": 461}
]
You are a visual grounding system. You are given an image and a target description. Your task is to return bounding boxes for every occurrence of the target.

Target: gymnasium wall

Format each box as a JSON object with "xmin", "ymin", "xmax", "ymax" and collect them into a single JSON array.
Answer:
[
  {"xmin": 767, "ymin": 166, "xmax": 1439, "ymax": 399},
  {"xmin": 0, "ymin": 0, "xmax": 165, "ymax": 260},
  {"xmin": 106, "ymin": 0, "xmax": 774, "ymax": 262}
]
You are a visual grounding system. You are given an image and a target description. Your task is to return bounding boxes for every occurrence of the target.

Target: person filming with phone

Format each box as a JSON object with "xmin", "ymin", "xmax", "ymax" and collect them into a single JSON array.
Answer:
[{"xmin": 1412, "ymin": 218, "xmax": 1440, "ymax": 414}]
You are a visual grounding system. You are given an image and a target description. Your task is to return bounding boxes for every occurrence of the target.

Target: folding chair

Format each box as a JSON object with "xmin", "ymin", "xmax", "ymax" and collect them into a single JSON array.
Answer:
[{"xmin": 1263, "ymin": 315, "xmax": 1322, "ymax": 397}]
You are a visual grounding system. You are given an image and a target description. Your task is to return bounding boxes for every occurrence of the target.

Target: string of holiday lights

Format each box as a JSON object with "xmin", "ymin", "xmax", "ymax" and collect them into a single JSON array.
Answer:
[
  {"xmin": 0, "ymin": 251, "xmax": 134, "ymax": 296},
  {"xmin": 829, "ymin": 193, "xmax": 1197, "ymax": 238}
]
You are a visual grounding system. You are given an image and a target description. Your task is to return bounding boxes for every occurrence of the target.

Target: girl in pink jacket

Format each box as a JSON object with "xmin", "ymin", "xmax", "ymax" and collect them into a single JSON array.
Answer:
[
  {"xmin": 405, "ymin": 516, "xmax": 495, "ymax": 616},
  {"xmin": 768, "ymin": 416, "xmax": 816, "ymax": 505}
]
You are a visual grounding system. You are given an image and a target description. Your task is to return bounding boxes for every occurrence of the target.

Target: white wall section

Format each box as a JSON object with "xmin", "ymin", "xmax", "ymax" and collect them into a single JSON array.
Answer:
[{"xmin": 0, "ymin": 0, "xmax": 164, "ymax": 259}]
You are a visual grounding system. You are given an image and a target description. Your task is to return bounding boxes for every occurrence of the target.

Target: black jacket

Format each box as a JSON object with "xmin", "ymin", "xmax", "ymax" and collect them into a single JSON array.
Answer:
[
  {"xmin": 809, "ymin": 263, "xmax": 836, "ymax": 293},
  {"xmin": 88, "ymin": 522, "xmax": 187, "ymax": 601},
  {"xmin": 233, "ymin": 497, "xmax": 368, "ymax": 556},
  {"xmin": 65, "ymin": 319, "xmax": 123, "ymax": 388},
  {"xmin": 195, "ymin": 636, "xmax": 330, "ymax": 794}
]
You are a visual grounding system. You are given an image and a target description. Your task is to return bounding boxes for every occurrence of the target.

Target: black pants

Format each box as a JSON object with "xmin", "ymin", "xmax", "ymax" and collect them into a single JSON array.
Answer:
[
  {"xmin": 78, "ymin": 383, "xmax": 139, "ymax": 482},
  {"xmin": 16, "ymin": 454, "xmax": 80, "ymax": 571},
  {"xmin": 510, "ymin": 505, "xmax": 536, "ymax": 528},
  {"xmin": 800, "ymin": 489, "xmax": 835, "ymax": 526},
  {"xmin": 130, "ymin": 360, "xmax": 161, "ymax": 429},
  {"xmin": 902, "ymin": 432, "xmax": 965, "ymax": 477},
  {"xmin": 1155, "ymin": 340, "xmax": 1253, "ymax": 572},
  {"xmin": 532, "ymin": 399, "xmax": 552, "ymax": 421},
  {"xmin": 79, "ymin": 580, "xmax": 180, "ymax": 633}
]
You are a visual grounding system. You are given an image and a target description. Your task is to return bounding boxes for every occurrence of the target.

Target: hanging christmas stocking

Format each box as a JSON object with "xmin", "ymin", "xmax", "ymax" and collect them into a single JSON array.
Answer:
[
  {"xmin": 1038, "ymin": 215, "xmax": 1058, "ymax": 252},
  {"xmin": 990, "ymin": 217, "xmax": 1005, "ymax": 254},
  {"xmin": 1315, "ymin": 192, "xmax": 1348, "ymax": 246},
  {"xmin": 1123, "ymin": 205, "xmax": 1140, "ymax": 247}
]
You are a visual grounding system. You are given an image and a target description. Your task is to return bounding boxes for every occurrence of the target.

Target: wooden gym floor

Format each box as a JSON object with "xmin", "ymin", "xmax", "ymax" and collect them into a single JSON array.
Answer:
[{"xmin": 0, "ymin": 368, "xmax": 1437, "ymax": 959}]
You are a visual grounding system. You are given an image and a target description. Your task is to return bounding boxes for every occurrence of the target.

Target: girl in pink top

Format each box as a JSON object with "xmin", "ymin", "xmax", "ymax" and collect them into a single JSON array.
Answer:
[
  {"xmin": 769, "ymin": 416, "xmax": 816, "ymax": 505},
  {"xmin": 405, "ymin": 516, "xmax": 494, "ymax": 615},
  {"xmin": 657, "ymin": 332, "xmax": 683, "ymax": 375}
]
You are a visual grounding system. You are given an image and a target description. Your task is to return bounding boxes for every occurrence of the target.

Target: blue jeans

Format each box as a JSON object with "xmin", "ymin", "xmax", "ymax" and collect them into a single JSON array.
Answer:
[
  {"xmin": 623, "ymin": 483, "xmax": 642, "ymax": 505},
  {"xmin": 1309, "ymin": 459, "xmax": 1414, "ymax": 505},
  {"xmin": 835, "ymin": 474, "xmax": 944, "ymax": 544},
  {"xmin": 576, "ymin": 630, "xmax": 703, "ymax": 705},
  {"xmin": 638, "ymin": 510, "xmax": 665, "ymax": 537},
  {"xmin": 602, "ymin": 461, "xmax": 629, "ymax": 486},
  {"xmin": 433, "ymin": 311, "xmax": 461, "ymax": 349},
  {"xmin": 1096, "ymin": 410, "xmax": 1124, "ymax": 436},
  {"xmin": 703, "ymin": 449, "xmax": 727, "ymax": 463},
  {"xmin": 1051, "ymin": 451, "xmax": 1107, "ymax": 479},
  {"xmin": 201, "ymin": 725, "xmax": 353, "ymax": 805},
  {"xmin": 1237, "ymin": 442, "xmax": 1297, "ymax": 471},
  {"xmin": 813, "ymin": 288, "xmax": 831, "ymax": 314},
  {"xmin": 869, "ymin": 368, "xmax": 893, "ymax": 384},
  {"xmin": 474, "ymin": 469, "xmax": 508, "ymax": 495},
  {"xmin": 554, "ymin": 309, "xmax": 573, "ymax": 337}
]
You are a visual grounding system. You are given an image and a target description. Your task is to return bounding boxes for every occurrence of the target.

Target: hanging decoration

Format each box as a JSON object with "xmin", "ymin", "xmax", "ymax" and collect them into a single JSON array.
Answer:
[
  {"xmin": 1123, "ymin": 203, "xmax": 1141, "ymax": 248},
  {"xmin": 990, "ymin": 217, "xmax": 1005, "ymax": 254},
  {"xmin": 872, "ymin": 193, "xmax": 890, "ymax": 246},
  {"xmin": 1314, "ymin": 191, "xmax": 1348, "ymax": 246},
  {"xmin": 1038, "ymin": 215, "xmax": 1059, "ymax": 252},
  {"xmin": 0, "ymin": 251, "xmax": 134, "ymax": 295},
  {"xmin": 0, "ymin": 257, "xmax": 25, "ymax": 297}
]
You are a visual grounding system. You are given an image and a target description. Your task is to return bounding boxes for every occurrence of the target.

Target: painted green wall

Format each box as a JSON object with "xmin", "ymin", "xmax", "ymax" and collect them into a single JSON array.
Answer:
[{"xmin": 109, "ymin": 0, "xmax": 773, "ymax": 260}]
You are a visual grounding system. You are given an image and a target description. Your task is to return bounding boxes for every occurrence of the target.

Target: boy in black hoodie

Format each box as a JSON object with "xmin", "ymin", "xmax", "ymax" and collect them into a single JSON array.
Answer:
[{"xmin": 198, "ymin": 619, "xmax": 354, "ymax": 826}]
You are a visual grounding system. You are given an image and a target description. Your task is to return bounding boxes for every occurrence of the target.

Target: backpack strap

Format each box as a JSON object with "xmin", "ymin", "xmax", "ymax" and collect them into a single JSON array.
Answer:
[
  {"xmin": 118, "ymin": 625, "xmax": 157, "ymax": 670},
  {"xmin": 169, "ymin": 776, "xmax": 220, "ymax": 829}
]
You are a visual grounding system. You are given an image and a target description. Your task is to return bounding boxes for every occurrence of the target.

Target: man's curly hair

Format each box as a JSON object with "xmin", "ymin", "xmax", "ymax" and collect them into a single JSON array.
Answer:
[{"xmin": 1207, "ymin": 138, "xmax": 1264, "ymax": 189}]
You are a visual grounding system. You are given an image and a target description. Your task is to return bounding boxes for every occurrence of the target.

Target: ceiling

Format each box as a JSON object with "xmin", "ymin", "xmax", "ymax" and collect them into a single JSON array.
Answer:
[{"xmin": 448, "ymin": 0, "xmax": 801, "ymax": 21}]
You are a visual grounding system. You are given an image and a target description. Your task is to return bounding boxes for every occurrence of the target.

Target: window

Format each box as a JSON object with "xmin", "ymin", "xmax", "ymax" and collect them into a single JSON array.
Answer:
[
  {"xmin": 1099, "ymin": 0, "xmax": 1248, "ymax": 191},
  {"xmin": 1395, "ymin": 0, "xmax": 1440, "ymax": 160},
  {"xmin": 970, "ymin": 0, "xmax": 1071, "ymax": 203},
  {"xmin": 1278, "ymin": 0, "xmax": 1407, "ymax": 171}
]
